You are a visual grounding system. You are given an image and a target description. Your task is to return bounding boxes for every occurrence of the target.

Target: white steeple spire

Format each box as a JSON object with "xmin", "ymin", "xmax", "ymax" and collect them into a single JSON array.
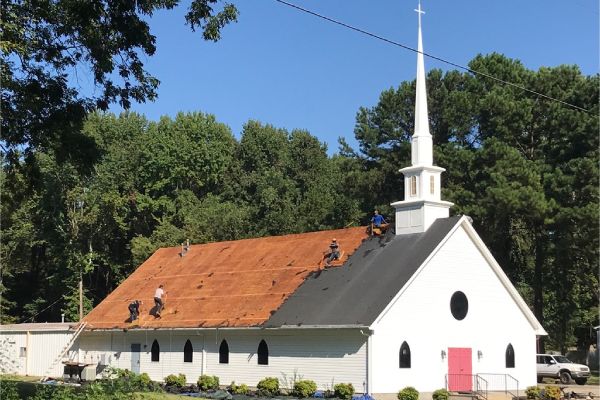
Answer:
[
  {"xmin": 390, "ymin": 1, "xmax": 453, "ymax": 235},
  {"xmin": 411, "ymin": 0, "xmax": 433, "ymax": 165}
]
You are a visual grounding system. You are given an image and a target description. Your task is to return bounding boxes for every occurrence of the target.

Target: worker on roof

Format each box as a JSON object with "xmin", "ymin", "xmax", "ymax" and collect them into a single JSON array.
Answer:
[
  {"xmin": 154, "ymin": 284, "xmax": 166, "ymax": 318},
  {"xmin": 324, "ymin": 238, "xmax": 341, "ymax": 267},
  {"xmin": 128, "ymin": 300, "xmax": 142, "ymax": 322},
  {"xmin": 370, "ymin": 209, "xmax": 389, "ymax": 236}
]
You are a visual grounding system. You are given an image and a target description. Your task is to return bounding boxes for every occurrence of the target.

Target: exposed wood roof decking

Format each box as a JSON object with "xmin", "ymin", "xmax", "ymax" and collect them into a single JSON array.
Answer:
[{"xmin": 83, "ymin": 227, "xmax": 368, "ymax": 329}]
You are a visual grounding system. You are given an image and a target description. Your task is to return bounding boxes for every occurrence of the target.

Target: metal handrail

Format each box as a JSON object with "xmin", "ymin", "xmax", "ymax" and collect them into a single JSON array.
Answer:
[
  {"xmin": 445, "ymin": 374, "xmax": 488, "ymax": 400},
  {"xmin": 446, "ymin": 373, "xmax": 521, "ymax": 400},
  {"xmin": 477, "ymin": 373, "xmax": 519, "ymax": 399},
  {"xmin": 475, "ymin": 375, "xmax": 489, "ymax": 400}
]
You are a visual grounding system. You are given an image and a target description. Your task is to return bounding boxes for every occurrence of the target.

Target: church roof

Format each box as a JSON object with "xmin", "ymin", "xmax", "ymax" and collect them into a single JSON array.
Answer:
[
  {"xmin": 83, "ymin": 215, "xmax": 545, "ymax": 334},
  {"xmin": 82, "ymin": 227, "xmax": 369, "ymax": 329},
  {"xmin": 265, "ymin": 216, "xmax": 461, "ymax": 327}
]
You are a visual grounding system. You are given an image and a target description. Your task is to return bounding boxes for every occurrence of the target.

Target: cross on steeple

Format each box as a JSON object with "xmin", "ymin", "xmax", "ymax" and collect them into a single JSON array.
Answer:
[{"xmin": 414, "ymin": 1, "xmax": 425, "ymax": 26}]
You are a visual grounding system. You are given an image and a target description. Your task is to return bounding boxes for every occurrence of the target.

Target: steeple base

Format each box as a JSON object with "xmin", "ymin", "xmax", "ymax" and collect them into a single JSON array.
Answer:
[{"xmin": 391, "ymin": 199, "xmax": 454, "ymax": 235}]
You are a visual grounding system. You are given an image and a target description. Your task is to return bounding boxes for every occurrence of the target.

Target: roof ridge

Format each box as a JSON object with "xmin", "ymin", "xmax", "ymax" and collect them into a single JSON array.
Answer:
[{"xmin": 157, "ymin": 226, "xmax": 367, "ymax": 250}]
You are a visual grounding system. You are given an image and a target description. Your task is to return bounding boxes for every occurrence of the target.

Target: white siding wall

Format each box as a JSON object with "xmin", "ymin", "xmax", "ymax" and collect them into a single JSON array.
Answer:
[
  {"xmin": 79, "ymin": 331, "xmax": 204, "ymax": 381},
  {"xmin": 80, "ymin": 329, "xmax": 367, "ymax": 391},
  {"xmin": 207, "ymin": 330, "xmax": 367, "ymax": 391},
  {"xmin": 370, "ymin": 225, "xmax": 538, "ymax": 394},
  {"xmin": 28, "ymin": 331, "xmax": 79, "ymax": 376},
  {"xmin": 0, "ymin": 332, "xmax": 26, "ymax": 375},
  {"xmin": 0, "ymin": 330, "xmax": 77, "ymax": 377}
]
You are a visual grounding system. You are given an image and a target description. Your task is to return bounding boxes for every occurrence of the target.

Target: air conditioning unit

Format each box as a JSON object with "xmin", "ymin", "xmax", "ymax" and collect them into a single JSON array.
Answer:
[{"xmin": 80, "ymin": 365, "xmax": 97, "ymax": 381}]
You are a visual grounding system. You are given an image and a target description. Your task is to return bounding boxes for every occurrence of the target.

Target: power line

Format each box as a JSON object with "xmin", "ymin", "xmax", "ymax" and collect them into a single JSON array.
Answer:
[
  {"xmin": 273, "ymin": 0, "xmax": 590, "ymax": 113},
  {"xmin": 26, "ymin": 296, "xmax": 63, "ymax": 323}
]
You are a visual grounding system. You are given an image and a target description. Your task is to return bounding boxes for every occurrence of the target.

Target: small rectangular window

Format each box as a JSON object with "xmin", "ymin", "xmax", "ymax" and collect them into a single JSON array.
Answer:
[
  {"xmin": 410, "ymin": 176, "xmax": 417, "ymax": 196},
  {"xmin": 19, "ymin": 347, "xmax": 27, "ymax": 357},
  {"xmin": 430, "ymin": 176, "xmax": 435, "ymax": 194}
]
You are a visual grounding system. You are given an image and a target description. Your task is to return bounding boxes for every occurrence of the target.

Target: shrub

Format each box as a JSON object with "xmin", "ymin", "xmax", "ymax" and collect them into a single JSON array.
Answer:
[
  {"xmin": 34, "ymin": 385, "xmax": 80, "ymax": 400},
  {"xmin": 0, "ymin": 380, "xmax": 20, "ymax": 400},
  {"xmin": 293, "ymin": 380, "xmax": 317, "ymax": 398},
  {"xmin": 75, "ymin": 382, "xmax": 107, "ymax": 400},
  {"xmin": 397, "ymin": 386, "xmax": 419, "ymax": 400},
  {"xmin": 109, "ymin": 368, "xmax": 160, "ymax": 392},
  {"xmin": 541, "ymin": 386, "xmax": 561, "ymax": 400},
  {"xmin": 526, "ymin": 386, "xmax": 540, "ymax": 400},
  {"xmin": 257, "ymin": 377, "xmax": 280, "ymax": 396},
  {"xmin": 198, "ymin": 375, "xmax": 220, "ymax": 391},
  {"xmin": 139, "ymin": 372, "xmax": 152, "ymax": 387},
  {"xmin": 334, "ymin": 383, "xmax": 355, "ymax": 400},
  {"xmin": 165, "ymin": 373, "xmax": 187, "ymax": 387},
  {"xmin": 432, "ymin": 389, "xmax": 449, "ymax": 400},
  {"xmin": 229, "ymin": 382, "xmax": 250, "ymax": 395}
]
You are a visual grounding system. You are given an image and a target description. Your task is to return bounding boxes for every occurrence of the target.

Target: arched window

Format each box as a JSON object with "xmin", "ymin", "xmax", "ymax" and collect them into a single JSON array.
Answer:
[
  {"xmin": 505, "ymin": 343, "xmax": 515, "ymax": 368},
  {"xmin": 151, "ymin": 339, "xmax": 160, "ymax": 362},
  {"xmin": 219, "ymin": 340, "xmax": 229, "ymax": 364},
  {"xmin": 257, "ymin": 339, "xmax": 269, "ymax": 365},
  {"xmin": 184, "ymin": 339, "xmax": 193, "ymax": 363},
  {"xmin": 399, "ymin": 341, "xmax": 411, "ymax": 368}
]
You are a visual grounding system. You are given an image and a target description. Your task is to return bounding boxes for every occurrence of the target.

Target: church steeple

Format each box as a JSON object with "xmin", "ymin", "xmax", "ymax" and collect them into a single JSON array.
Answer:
[
  {"xmin": 412, "ymin": 1, "xmax": 432, "ymax": 165},
  {"xmin": 390, "ymin": 1, "xmax": 453, "ymax": 235}
]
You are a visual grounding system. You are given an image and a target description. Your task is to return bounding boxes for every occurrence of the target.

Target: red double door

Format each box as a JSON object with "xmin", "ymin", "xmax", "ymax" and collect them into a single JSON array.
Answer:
[{"xmin": 448, "ymin": 348, "xmax": 472, "ymax": 391}]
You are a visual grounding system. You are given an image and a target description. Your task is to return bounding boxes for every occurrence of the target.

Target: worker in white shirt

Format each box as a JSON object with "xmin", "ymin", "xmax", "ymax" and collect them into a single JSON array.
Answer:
[{"xmin": 154, "ymin": 284, "xmax": 166, "ymax": 317}]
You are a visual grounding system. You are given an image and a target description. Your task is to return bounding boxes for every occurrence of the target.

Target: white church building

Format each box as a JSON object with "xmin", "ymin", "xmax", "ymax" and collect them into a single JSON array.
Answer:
[{"xmin": 30, "ymin": 3, "xmax": 547, "ymax": 397}]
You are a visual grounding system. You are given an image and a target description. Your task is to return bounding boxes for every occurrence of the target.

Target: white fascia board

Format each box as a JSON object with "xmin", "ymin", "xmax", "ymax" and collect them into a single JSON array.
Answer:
[
  {"xmin": 399, "ymin": 165, "xmax": 446, "ymax": 174},
  {"xmin": 86, "ymin": 327, "xmax": 266, "ymax": 332},
  {"xmin": 86, "ymin": 325, "xmax": 370, "ymax": 332},
  {"xmin": 390, "ymin": 199, "xmax": 455, "ymax": 208},
  {"xmin": 276, "ymin": 325, "xmax": 370, "ymax": 330},
  {"xmin": 460, "ymin": 220, "xmax": 548, "ymax": 336}
]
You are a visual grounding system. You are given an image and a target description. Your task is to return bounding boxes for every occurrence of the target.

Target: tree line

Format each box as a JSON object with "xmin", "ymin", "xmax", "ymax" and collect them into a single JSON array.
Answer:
[{"xmin": 2, "ymin": 34, "xmax": 598, "ymax": 353}]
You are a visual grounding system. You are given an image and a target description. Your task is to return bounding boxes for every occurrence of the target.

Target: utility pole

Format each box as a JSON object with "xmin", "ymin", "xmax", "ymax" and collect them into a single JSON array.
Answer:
[
  {"xmin": 79, "ymin": 271, "xmax": 83, "ymax": 321},
  {"xmin": 72, "ymin": 189, "xmax": 90, "ymax": 323}
]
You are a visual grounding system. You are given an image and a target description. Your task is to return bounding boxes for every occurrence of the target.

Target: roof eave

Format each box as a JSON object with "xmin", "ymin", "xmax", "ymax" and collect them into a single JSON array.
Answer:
[
  {"xmin": 274, "ymin": 324, "xmax": 370, "ymax": 330},
  {"xmin": 84, "ymin": 325, "xmax": 370, "ymax": 332}
]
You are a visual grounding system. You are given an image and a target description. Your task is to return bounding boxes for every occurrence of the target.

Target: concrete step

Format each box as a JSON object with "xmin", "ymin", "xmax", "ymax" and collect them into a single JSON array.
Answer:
[{"xmin": 449, "ymin": 393, "xmax": 478, "ymax": 400}]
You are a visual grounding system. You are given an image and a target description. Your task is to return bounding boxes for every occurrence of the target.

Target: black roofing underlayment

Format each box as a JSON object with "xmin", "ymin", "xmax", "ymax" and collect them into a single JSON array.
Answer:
[{"xmin": 265, "ymin": 216, "xmax": 462, "ymax": 327}]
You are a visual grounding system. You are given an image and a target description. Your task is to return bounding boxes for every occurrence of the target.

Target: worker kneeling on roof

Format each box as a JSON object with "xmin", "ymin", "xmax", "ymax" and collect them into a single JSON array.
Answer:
[
  {"xmin": 128, "ymin": 300, "xmax": 142, "ymax": 321},
  {"xmin": 324, "ymin": 238, "xmax": 340, "ymax": 267}
]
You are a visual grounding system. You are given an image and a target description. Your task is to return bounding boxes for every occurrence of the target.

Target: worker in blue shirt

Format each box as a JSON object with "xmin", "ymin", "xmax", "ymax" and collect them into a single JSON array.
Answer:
[{"xmin": 370, "ymin": 210, "xmax": 389, "ymax": 235}]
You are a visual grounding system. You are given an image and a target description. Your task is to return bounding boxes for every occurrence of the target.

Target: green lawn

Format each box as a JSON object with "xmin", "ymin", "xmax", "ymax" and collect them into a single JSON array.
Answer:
[{"xmin": 0, "ymin": 374, "xmax": 40, "ymax": 382}]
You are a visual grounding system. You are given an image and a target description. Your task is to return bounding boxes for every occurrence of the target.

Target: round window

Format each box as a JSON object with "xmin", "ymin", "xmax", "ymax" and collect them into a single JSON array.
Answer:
[{"xmin": 450, "ymin": 291, "xmax": 468, "ymax": 320}]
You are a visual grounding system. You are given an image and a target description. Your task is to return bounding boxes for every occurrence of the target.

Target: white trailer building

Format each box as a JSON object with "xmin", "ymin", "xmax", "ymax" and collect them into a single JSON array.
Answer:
[{"xmin": 0, "ymin": 323, "xmax": 79, "ymax": 377}]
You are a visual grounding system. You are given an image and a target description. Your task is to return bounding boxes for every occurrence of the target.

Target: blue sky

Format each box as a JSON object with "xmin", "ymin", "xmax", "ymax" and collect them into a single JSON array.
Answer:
[{"xmin": 110, "ymin": 0, "xmax": 599, "ymax": 153}]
